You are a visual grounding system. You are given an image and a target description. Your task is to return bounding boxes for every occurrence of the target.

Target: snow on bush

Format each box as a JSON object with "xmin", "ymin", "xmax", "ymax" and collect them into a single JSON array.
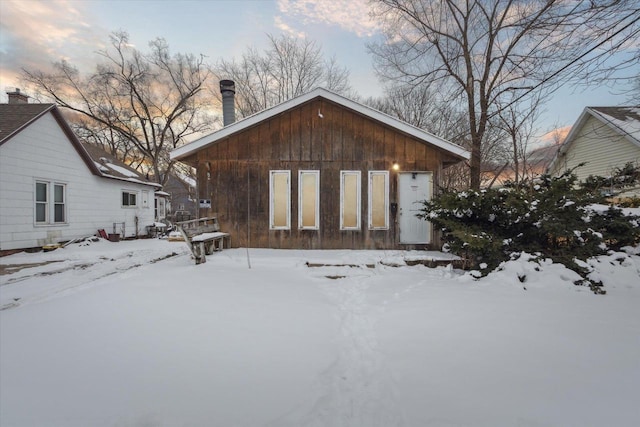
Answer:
[{"xmin": 420, "ymin": 169, "xmax": 640, "ymax": 293}]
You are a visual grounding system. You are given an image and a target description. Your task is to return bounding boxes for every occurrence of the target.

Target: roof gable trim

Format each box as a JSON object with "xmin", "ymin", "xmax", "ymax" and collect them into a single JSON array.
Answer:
[
  {"xmin": 588, "ymin": 107, "xmax": 640, "ymax": 148},
  {"xmin": 0, "ymin": 104, "xmax": 56, "ymax": 146},
  {"xmin": 171, "ymin": 88, "xmax": 470, "ymax": 161}
]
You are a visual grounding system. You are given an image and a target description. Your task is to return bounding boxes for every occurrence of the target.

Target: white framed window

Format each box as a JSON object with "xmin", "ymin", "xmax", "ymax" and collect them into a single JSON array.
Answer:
[
  {"xmin": 368, "ymin": 171, "xmax": 389, "ymax": 230},
  {"xmin": 122, "ymin": 191, "xmax": 137, "ymax": 207},
  {"xmin": 35, "ymin": 181, "xmax": 66, "ymax": 224},
  {"xmin": 340, "ymin": 171, "xmax": 361, "ymax": 230},
  {"xmin": 35, "ymin": 181, "xmax": 48, "ymax": 223},
  {"xmin": 270, "ymin": 170, "xmax": 291, "ymax": 230},
  {"xmin": 298, "ymin": 170, "xmax": 320, "ymax": 230},
  {"xmin": 53, "ymin": 184, "xmax": 65, "ymax": 223}
]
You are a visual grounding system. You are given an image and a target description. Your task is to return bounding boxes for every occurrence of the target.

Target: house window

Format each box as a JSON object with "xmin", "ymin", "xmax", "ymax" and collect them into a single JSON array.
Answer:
[
  {"xmin": 270, "ymin": 170, "xmax": 291, "ymax": 230},
  {"xmin": 299, "ymin": 170, "xmax": 319, "ymax": 230},
  {"xmin": 122, "ymin": 191, "xmax": 137, "ymax": 207},
  {"xmin": 156, "ymin": 197, "xmax": 166, "ymax": 220},
  {"xmin": 340, "ymin": 171, "xmax": 361, "ymax": 230},
  {"xmin": 35, "ymin": 182, "xmax": 48, "ymax": 223},
  {"xmin": 53, "ymin": 184, "xmax": 65, "ymax": 223},
  {"xmin": 35, "ymin": 181, "xmax": 66, "ymax": 224},
  {"xmin": 368, "ymin": 171, "xmax": 389, "ymax": 229}
]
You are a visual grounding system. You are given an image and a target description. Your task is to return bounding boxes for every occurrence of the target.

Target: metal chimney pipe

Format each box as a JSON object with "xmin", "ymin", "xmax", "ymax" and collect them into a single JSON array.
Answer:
[{"xmin": 219, "ymin": 80, "xmax": 236, "ymax": 126}]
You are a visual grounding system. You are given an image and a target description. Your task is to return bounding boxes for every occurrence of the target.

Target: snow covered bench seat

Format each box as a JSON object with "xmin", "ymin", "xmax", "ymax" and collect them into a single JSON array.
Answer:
[{"xmin": 176, "ymin": 217, "xmax": 230, "ymax": 264}]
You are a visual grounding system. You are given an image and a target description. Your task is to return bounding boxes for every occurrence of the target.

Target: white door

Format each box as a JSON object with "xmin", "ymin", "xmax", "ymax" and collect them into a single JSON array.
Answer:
[{"xmin": 399, "ymin": 172, "xmax": 431, "ymax": 244}]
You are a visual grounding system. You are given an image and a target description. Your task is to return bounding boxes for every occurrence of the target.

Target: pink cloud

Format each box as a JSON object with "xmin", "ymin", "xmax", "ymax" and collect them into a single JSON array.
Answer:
[
  {"xmin": 276, "ymin": 0, "xmax": 381, "ymax": 38},
  {"xmin": 0, "ymin": 0, "xmax": 107, "ymax": 96},
  {"xmin": 541, "ymin": 126, "xmax": 572, "ymax": 145}
]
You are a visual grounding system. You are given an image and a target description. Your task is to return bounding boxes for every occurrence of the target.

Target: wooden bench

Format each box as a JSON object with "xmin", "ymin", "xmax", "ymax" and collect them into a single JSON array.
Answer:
[{"xmin": 176, "ymin": 217, "xmax": 231, "ymax": 264}]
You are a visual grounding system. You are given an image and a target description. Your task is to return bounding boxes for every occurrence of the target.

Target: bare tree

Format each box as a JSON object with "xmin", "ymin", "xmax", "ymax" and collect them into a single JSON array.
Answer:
[
  {"xmin": 22, "ymin": 31, "xmax": 214, "ymax": 186},
  {"xmin": 369, "ymin": 0, "xmax": 640, "ymax": 189},
  {"xmin": 365, "ymin": 83, "xmax": 466, "ymax": 138},
  {"xmin": 214, "ymin": 34, "xmax": 352, "ymax": 118},
  {"xmin": 628, "ymin": 76, "xmax": 640, "ymax": 104},
  {"xmin": 365, "ymin": 83, "xmax": 517, "ymax": 190},
  {"xmin": 364, "ymin": 83, "xmax": 474, "ymax": 190},
  {"xmin": 494, "ymin": 92, "xmax": 544, "ymax": 185}
]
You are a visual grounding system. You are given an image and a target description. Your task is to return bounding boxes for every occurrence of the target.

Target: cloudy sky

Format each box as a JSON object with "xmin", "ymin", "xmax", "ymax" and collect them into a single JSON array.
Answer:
[{"xmin": 0, "ymin": 0, "xmax": 635, "ymax": 136}]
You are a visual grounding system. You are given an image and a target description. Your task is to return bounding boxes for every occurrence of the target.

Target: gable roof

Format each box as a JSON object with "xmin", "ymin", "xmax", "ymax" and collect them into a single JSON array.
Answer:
[
  {"xmin": 171, "ymin": 87, "xmax": 470, "ymax": 161},
  {"xmin": 589, "ymin": 106, "xmax": 640, "ymax": 145},
  {"xmin": 0, "ymin": 103, "xmax": 160, "ymax": 188},
  {"xmin": 0, "ymin": 103, "xmax": 55, "ymax": 144},
  {"xmin": 547, "ymin": 106, "xmax": 640, "ymax": 173}
]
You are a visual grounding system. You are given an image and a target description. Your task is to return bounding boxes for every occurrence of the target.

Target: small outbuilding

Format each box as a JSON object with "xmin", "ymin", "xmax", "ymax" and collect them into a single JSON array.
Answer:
[{"xmin": 171, "ymin": 85, "xmax": 470, "ymax": 250}]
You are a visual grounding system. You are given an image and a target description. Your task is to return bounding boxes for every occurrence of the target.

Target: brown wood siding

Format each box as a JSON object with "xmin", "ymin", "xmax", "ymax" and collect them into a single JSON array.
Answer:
[{"xmin": 192, "ymin": 98, "xmax": 452, "ymax": 249}]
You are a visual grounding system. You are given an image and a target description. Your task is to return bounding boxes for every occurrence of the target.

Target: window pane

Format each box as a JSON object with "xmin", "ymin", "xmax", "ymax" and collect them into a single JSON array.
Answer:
[
  {"xmin": 54, "ymin": 204, "xmax": 65, "ymax": 222},
  {"xmin": 300, "ymin": 172, "xmax": 318, "ymax": 228},
  {"xmin": 342, "ymin": 173, "xmax": 359, "ymax": 229},
  {"xmin": 130, "ymin": 193, "xmax": 136, "ymax": 206},
  {"xmin": 272, "ymin": 173, "xmax": 289, "ymax": 228},
  {"xmin": 54, "ymin": 185, "xmax": 64, "ymax": 203},
  {"xmin": 36, "ymin": 182, "xmax": 47, "ymax": 202},
  {"xmin": 123, "ymin": 192, "xmax": 129, "ymax": 206},
  {"xmin": 36, "ymin": 203, "xmax": 46, "ymax": 222},
  {"xmin": 371, "ymin": 173, "xmax": 388, "ymax": 228}
]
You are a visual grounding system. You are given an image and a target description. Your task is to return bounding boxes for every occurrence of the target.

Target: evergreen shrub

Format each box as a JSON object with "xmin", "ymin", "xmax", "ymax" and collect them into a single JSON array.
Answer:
[{"xmin": 419, "ymin": 169, "xmax": 640, "ymax": 294}]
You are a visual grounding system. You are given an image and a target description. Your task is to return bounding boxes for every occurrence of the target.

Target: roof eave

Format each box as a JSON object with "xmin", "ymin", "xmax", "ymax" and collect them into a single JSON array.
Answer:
[
  {"xmin": 547, "ymin": 107, "xmax": 592, "ymax": 173},
  {"xmin": 99, "ymin": 174, "xmax": 163, "ymax": 188},
  {"xmin": 589, "ymin": 107, "xmax": 640, "ymax": 148},
  {"xmin": 171, "ymin": 88, "xmax": 470, "ymax": 162}
]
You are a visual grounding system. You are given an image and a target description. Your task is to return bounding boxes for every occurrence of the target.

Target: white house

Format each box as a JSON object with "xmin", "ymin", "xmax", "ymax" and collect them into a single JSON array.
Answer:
[
  {"xmin": 0, "ymin": 96, "xmax": 162, "ymax": 252},
  {"xmin": 547, "ymin": 106, "xmax": 640, "ymax": 185}
]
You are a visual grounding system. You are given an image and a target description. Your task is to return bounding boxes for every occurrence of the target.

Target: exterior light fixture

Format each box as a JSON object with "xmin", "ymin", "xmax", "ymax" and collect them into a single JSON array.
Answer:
[{"xmin": 392, "ymin": 162, "xmax": 400, "ymax": 171}]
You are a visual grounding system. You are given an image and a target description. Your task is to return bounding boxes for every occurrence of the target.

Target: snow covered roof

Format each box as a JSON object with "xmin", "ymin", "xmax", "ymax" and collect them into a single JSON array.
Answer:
[
  {"xmin": 547, "ymin": 106, "xmax": 640, "ymax": 173},
  {"xmin": 82, "ymin": 143, "xmax": 162, "ymax": 188},
  {"xmin": 171, "ymin": 87, "xmax": 470, "ymax": 161},
  {"xmin": 589, "ymin": 106, "xmax": 640, "ymax": 145}
]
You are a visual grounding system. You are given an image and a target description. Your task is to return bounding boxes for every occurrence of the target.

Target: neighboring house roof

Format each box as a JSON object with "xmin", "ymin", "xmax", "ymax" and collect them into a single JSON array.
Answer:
[
  {"xmin": 0, "ymin": 103, "xmax": 161, "ymax": 188},
  {"xmin": 547, "ymin": 106, "xmax": 640, "ymax": 173},
  {"xmin": 527, "ymin": 144, "xmax": 559, "ymax": 171},
  {"xmin": 171, "ymin": 87, "xmax": 471, "ymax": 161},
  {"xmin": 82, "ymin": 143, "xmax": 161, "ymax": 188},
  {"xmin": 0, "ymin": 103, "xmax": 54, "ymax": 142},
  {"xmin": 589, "ymin": 106, "xmax": 640, "ymax": 145}
]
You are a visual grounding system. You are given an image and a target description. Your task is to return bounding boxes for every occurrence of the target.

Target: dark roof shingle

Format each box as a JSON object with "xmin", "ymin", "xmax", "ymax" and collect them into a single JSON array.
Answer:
[{"xmin": 0, "ymin": 103, "xmax": 55, "ymax": 144}]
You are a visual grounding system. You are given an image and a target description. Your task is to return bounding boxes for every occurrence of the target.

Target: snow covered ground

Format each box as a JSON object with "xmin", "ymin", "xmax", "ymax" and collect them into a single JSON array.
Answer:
[{"xmin": 1, "ymin": 238, "xmax": 639, "ymax": 427}]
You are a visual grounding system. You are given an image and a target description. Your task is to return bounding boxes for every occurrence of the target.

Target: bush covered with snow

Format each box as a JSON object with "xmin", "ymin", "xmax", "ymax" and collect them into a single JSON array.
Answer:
[{"xmin": 420, "ymin": 169, "xmax": 640, "ymax": 293}]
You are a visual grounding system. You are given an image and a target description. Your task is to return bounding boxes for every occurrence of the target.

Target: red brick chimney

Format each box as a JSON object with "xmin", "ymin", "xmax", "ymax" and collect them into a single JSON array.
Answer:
[{"xmin": 7, "ymin": 88, "xmax": 29, "ymax": 104}]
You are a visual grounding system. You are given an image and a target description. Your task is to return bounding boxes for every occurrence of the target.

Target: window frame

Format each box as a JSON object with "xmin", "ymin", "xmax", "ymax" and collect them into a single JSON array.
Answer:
[
  {"xmin": 368, "ymin": 170, "xmax": 390, "ymax": 230},
  {"xmin": 53, "ymin": 183, "xmax": 66, "ymax": 223},
  {"xmin": 269, "ymin": 170, "xmax": 291, "ymax": 230},
  {"xmin": 298, "ymin": 170, "xmax": 320, "ymax": 230},
  {"xmin": 35, "ymin": 181, "xmax": 49, "ymax": 224},
  {"xmin": 122, "ymin": 190, "xmax": 138, "ymax": 208},
  {"xmin": 340, "ymin": 170, "xmax": 361, "ymax": 230},
  {"xmin": 34, "ymin": 180, "xmax": 66, "ymax": 225}
]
